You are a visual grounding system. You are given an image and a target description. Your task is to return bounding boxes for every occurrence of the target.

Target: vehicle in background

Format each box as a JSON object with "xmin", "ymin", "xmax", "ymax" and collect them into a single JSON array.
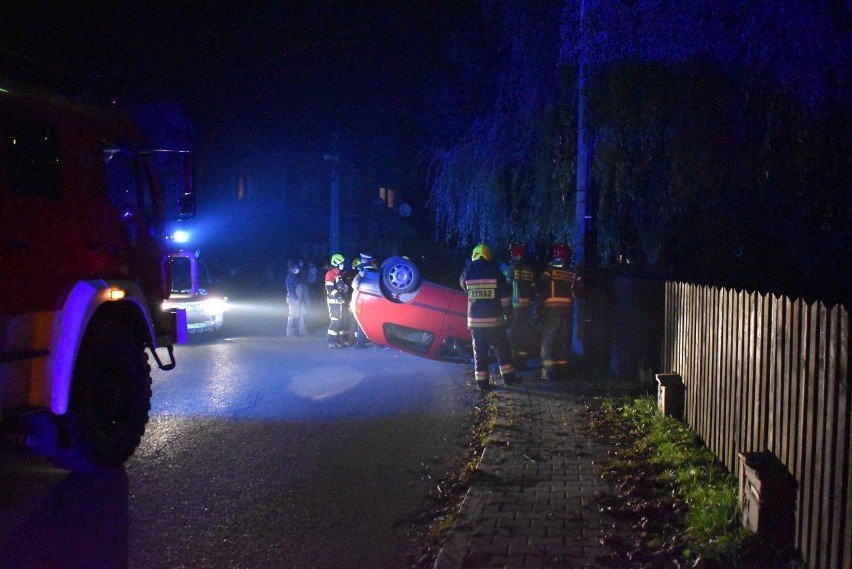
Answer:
[
  {"xmin": 0, "ymin": 75, "xmax": 194, "ymax": 470},
  {"xmin": 351, "ymin": 256, "xmax": 472, "ymax": 362},
  {"xmin": 163, "ymin": 250, "xmax": 228, "ymax": 335}
]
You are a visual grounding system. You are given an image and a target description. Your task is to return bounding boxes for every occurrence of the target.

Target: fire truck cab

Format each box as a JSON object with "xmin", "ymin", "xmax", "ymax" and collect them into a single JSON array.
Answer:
[{"xmin": 0, "ymin": 76, "xmax": 194, "ymax": 470}]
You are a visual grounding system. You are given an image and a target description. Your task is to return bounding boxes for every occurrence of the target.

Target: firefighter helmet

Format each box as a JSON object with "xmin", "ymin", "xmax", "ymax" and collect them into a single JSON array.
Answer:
[
  {"xmin": 330, "ymin": 253, "xmax": 345, "ymax": 268},
  {"xmin": 471, "ymin": 243, "xmax": 492, "ymax": 261},
  {"xmin": 509, "ymin": 244, "xmax": 525, "ymax": 259},
  {"xmin": 552, "ymin": 243, "xmax": 572, "ymax": 262}
]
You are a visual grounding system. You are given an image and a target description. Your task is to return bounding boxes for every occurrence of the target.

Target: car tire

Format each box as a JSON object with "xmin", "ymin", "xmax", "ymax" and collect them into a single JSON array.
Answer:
[
  {"xmin": 53, "ymin": 317, "xmax": 152, "ymax": 471},
  {"xmin": 380, "ymin": 256, "xmax": 421, "ymax": 296}
]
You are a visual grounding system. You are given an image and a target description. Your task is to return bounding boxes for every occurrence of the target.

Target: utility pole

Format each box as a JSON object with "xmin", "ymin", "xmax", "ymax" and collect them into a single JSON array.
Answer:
[
  {"xmin": 575, "ymin": 0, "xmax": 591, "ymax": 270},
  {"xmin": 573, "ymin": 0, "xmax": 592, "ymax": 357},
  {"xmin": 324, "ymin": 135, "xmax": 340, "ymax": 254}
]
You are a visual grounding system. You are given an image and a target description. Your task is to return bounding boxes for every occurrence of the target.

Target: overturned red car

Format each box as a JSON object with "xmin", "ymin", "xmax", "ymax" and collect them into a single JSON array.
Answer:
[{"xmin": 350, "ymin": 257, "xmax": 473, "ymax": 362}]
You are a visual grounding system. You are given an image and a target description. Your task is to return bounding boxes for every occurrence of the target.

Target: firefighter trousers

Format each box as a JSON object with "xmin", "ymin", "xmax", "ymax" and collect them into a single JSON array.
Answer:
[
  {"xmin": 327, "ymin": 302, "xmax": 345, "ymax": 346},
  {"xmin": 471, "ymin": 326, "xmax": 515, "ymax": 383},
  {"xmin": 540, "ymin": 307, "xmax": 571, "ymax": 379},
  {"xmin": 509, "ymin": 304, "xmax": 535, "ymax": 366}
]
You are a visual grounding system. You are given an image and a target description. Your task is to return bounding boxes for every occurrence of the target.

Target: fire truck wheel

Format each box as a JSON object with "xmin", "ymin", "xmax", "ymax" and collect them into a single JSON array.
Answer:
[{"xmin": 53, "ymin": 317, "xmax": 152, "ymax": 471}]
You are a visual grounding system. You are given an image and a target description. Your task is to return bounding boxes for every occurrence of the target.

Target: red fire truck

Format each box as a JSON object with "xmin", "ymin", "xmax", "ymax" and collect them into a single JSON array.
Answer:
[{"xmin": 0, "ymin": 76, "xmax": 194, "ymax": 470}]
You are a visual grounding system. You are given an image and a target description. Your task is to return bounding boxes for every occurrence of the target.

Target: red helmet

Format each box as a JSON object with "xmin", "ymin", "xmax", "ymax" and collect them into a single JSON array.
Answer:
[
  {"xmin": 552, "ymin": 243, "xmax": 572, "ymax": 262},
  {"xmin": 509, "ymin": 244, "xmax": 525, "ymax": 259}
]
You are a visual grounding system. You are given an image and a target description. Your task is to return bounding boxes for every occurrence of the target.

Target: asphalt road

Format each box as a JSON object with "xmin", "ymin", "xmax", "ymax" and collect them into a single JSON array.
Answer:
[{"xmin": 0, "ymin": 298, "xmax": 477, "ymax": 568}]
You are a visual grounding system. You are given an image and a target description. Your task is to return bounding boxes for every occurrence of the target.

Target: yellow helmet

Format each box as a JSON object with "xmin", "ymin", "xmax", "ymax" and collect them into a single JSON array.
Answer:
[
  {"xmin": 330, "ymin": 253, "xmax": 345, "ymax": 268},
  {"xmin": 471, "ymin": 243, "xmax": 492, "ymax": 261},
  {"xmin": 352, "ymin": 258, "xmax": 362, "ymax": 270}
]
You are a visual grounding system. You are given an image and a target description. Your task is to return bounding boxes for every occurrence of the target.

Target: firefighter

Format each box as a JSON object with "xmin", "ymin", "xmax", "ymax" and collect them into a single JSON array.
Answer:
[
  {"xmin": 347, "ymin": 257, "xmax": 366, "ymax": 347},
  {"xmin": 353, "ymin": 255, "xmax": 377, "ymax": 348},
  {"xmin": 505, "ymin": 243, "xmax": 537, "ymax": 369},
  {"xmin": 460, "ymin": 243, "xmax": 518, "ymax": 390},
  {"xmin": 336, "ymin": 256, "xmax": 357, "ymax": 346},
  {"xmin": 359, "ymin": 252, "xmax": 379, "ymax": 270},
  {"xmin": 535, "ymin": 243, "xmax": 579, "ymax": 380},
  {"xmin": 325, "ymin": 253, "xmax": 349, "ymax": 348}
]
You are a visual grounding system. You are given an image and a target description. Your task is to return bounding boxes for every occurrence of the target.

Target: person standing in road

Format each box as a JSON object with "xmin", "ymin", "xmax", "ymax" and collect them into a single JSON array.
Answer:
[
  {"xmin": 285, "ymin": 260, "xmax": 307, "ymax": 337},
  {"xmin": 296, "ymin": 258, "xmax": 311, "ymax": 329},
  {"xmin": 505, "ymin": 243, "xmax": 537, "ymax": 370},
  {"xmin": 535, "ymin": 243, "xmax": 580, "ymax": 380},
  {"xmin": 353, "ymin": 253, "xmax": 379, "ymax": 349},
  {"xmin": 343, "ymin": 257, "xmax": 361, "ymax": 347},
  {"xmin": 306, "ymin": 259, "xmax": 319, "ymax": 310},
  {"xmin": 359, "ymin": 252, "xmax": 379, "ymax": 271},
  {"xmin": 325, "ymin": 253, "xmax": 349, "ymax": 348},
  {"xmin": 338, "ymin": 256, "xmax": 358, "ymax": 346},
  {"xmin": 460, "ymin": 243, "xmax": 518, "ymax": 390}
]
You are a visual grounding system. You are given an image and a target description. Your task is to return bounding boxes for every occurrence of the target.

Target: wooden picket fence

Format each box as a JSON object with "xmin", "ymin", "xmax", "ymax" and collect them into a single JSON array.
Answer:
[{"xmin": 662, "ymin": 282, "xmax": 849, "ymax": 569}]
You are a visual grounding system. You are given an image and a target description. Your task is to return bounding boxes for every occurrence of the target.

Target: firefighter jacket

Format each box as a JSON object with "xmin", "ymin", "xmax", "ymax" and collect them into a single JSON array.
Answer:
[
  {"xmin": 536, "ymin": 262, "xmax": 578, "ymax": 309},
  {"xmin": 325, "ymin": 267, "xmax": 346, "ymax": 304},
  {"xmin": 506, "ymin": 260, "xmax": 536, "ymax": 308},
  {"xmin": 460, "ymin": 259, "xmax": 513, "ymax": 328}
]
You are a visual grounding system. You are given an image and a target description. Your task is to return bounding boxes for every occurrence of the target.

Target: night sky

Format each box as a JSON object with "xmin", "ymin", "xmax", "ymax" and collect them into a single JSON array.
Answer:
[{"xmin": 0, "ymin": 2, "xmax": 479, "ymax": 190}]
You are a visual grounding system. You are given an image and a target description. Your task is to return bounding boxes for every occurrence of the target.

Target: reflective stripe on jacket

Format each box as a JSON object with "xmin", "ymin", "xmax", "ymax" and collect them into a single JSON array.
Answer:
[
  {"xmin": 506, "ymin": 261, "xmax": 536, "ymax": 307},
  {"xmin": 325, "ymin": 268, "xmax": 345, "ymax": 304},
  {"xmin": 536, "ymin": 263, "xmax": 577, "ymax": 308},
  {"xmin": 460, "ymin": 259, "xmax": 512, "ymax": 328}
]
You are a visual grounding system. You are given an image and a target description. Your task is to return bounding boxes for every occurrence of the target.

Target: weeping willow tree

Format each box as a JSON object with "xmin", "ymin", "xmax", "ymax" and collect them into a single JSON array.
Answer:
[
  {"xmin": 559, "ymin": 0, "xmax": 849, "ymax": 302},
  {"xmin": 426, "ymin": 1, "xmax": 569, "ymax": 252},
  {"xmin": 428, "ymin": 0, "xmax": 849, "ymax": 303}
]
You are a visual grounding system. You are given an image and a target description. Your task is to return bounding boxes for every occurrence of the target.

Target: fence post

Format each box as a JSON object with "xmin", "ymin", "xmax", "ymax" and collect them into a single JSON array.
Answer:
[
  {"xmin": 737, "ymin": 451, "xmax": 797, "ymax": 551},
  {"xmin": 656, "ymin": 372, "xmax": 685, "ymax": 421}
]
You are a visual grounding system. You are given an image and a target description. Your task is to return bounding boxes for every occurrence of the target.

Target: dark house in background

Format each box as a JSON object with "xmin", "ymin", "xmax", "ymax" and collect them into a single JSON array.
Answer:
[{"xmin": 123, "ymin": 103, "xmax": 423, "ymax": 282}]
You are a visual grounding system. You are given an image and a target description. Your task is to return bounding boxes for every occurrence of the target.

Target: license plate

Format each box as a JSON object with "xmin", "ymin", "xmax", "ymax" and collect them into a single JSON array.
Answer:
[{"xmin": 187, "ymin": 322, "xmax": 208, "ymax": 330}]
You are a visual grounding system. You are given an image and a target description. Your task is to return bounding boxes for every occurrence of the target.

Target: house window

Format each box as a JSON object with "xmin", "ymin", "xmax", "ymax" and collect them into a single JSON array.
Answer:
[
  {"xmin": 379, "ymin": 187, "xmax": 394, "ymax": 208},
  {"xmin": 237, "ymin": 175, "xmax": 254, "ymax": 200}
]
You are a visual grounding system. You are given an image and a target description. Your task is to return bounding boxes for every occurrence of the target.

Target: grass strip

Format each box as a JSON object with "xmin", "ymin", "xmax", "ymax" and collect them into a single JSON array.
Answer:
[{"xmin": 587, "ymin": 395, "xmax": 801, "ymax": 568}]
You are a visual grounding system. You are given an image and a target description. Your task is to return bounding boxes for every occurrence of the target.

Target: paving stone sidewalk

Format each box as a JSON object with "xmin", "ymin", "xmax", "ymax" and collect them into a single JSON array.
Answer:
[{"xmin": 434, "ymin": 377, "xmax": 632, "ymax": 569}]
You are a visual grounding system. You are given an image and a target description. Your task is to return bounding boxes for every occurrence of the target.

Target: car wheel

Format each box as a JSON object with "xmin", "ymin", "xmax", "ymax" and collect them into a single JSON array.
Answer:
[
  {"xmin": 380, "ymin": 256, "xmax": 421, "ymax": 296},
  {"xmin": 53, "ymin": 317, "xmax": 151, "ymax": 471}
]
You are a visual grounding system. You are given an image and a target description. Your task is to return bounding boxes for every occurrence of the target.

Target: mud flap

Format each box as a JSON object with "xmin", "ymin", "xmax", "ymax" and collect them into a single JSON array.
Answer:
[{"xmin": 0, "ymin": 408, "xmax": 59, "ymax": 456}]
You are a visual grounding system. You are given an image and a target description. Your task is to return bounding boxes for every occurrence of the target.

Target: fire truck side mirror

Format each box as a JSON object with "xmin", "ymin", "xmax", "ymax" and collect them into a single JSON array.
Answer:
[{"xmin": 178, "ymin": 153, "xmax": 195, "ymax": 218}]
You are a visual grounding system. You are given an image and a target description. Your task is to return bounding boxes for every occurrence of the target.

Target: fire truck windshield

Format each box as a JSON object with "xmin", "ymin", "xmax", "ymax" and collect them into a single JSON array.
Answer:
[
  {"xmin": 171, "ymin": 256, "xmax": 192, "ymax": 293},
  {"xmin": 104, "ymin": 147, "xmax": 154, "ymax": 224}
]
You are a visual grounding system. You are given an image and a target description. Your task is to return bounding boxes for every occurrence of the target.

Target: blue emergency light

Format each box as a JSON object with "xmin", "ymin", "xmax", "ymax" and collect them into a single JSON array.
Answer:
[{"xmin": 173, "ymin": 230, "xmax": 190, "ymax": 243}]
